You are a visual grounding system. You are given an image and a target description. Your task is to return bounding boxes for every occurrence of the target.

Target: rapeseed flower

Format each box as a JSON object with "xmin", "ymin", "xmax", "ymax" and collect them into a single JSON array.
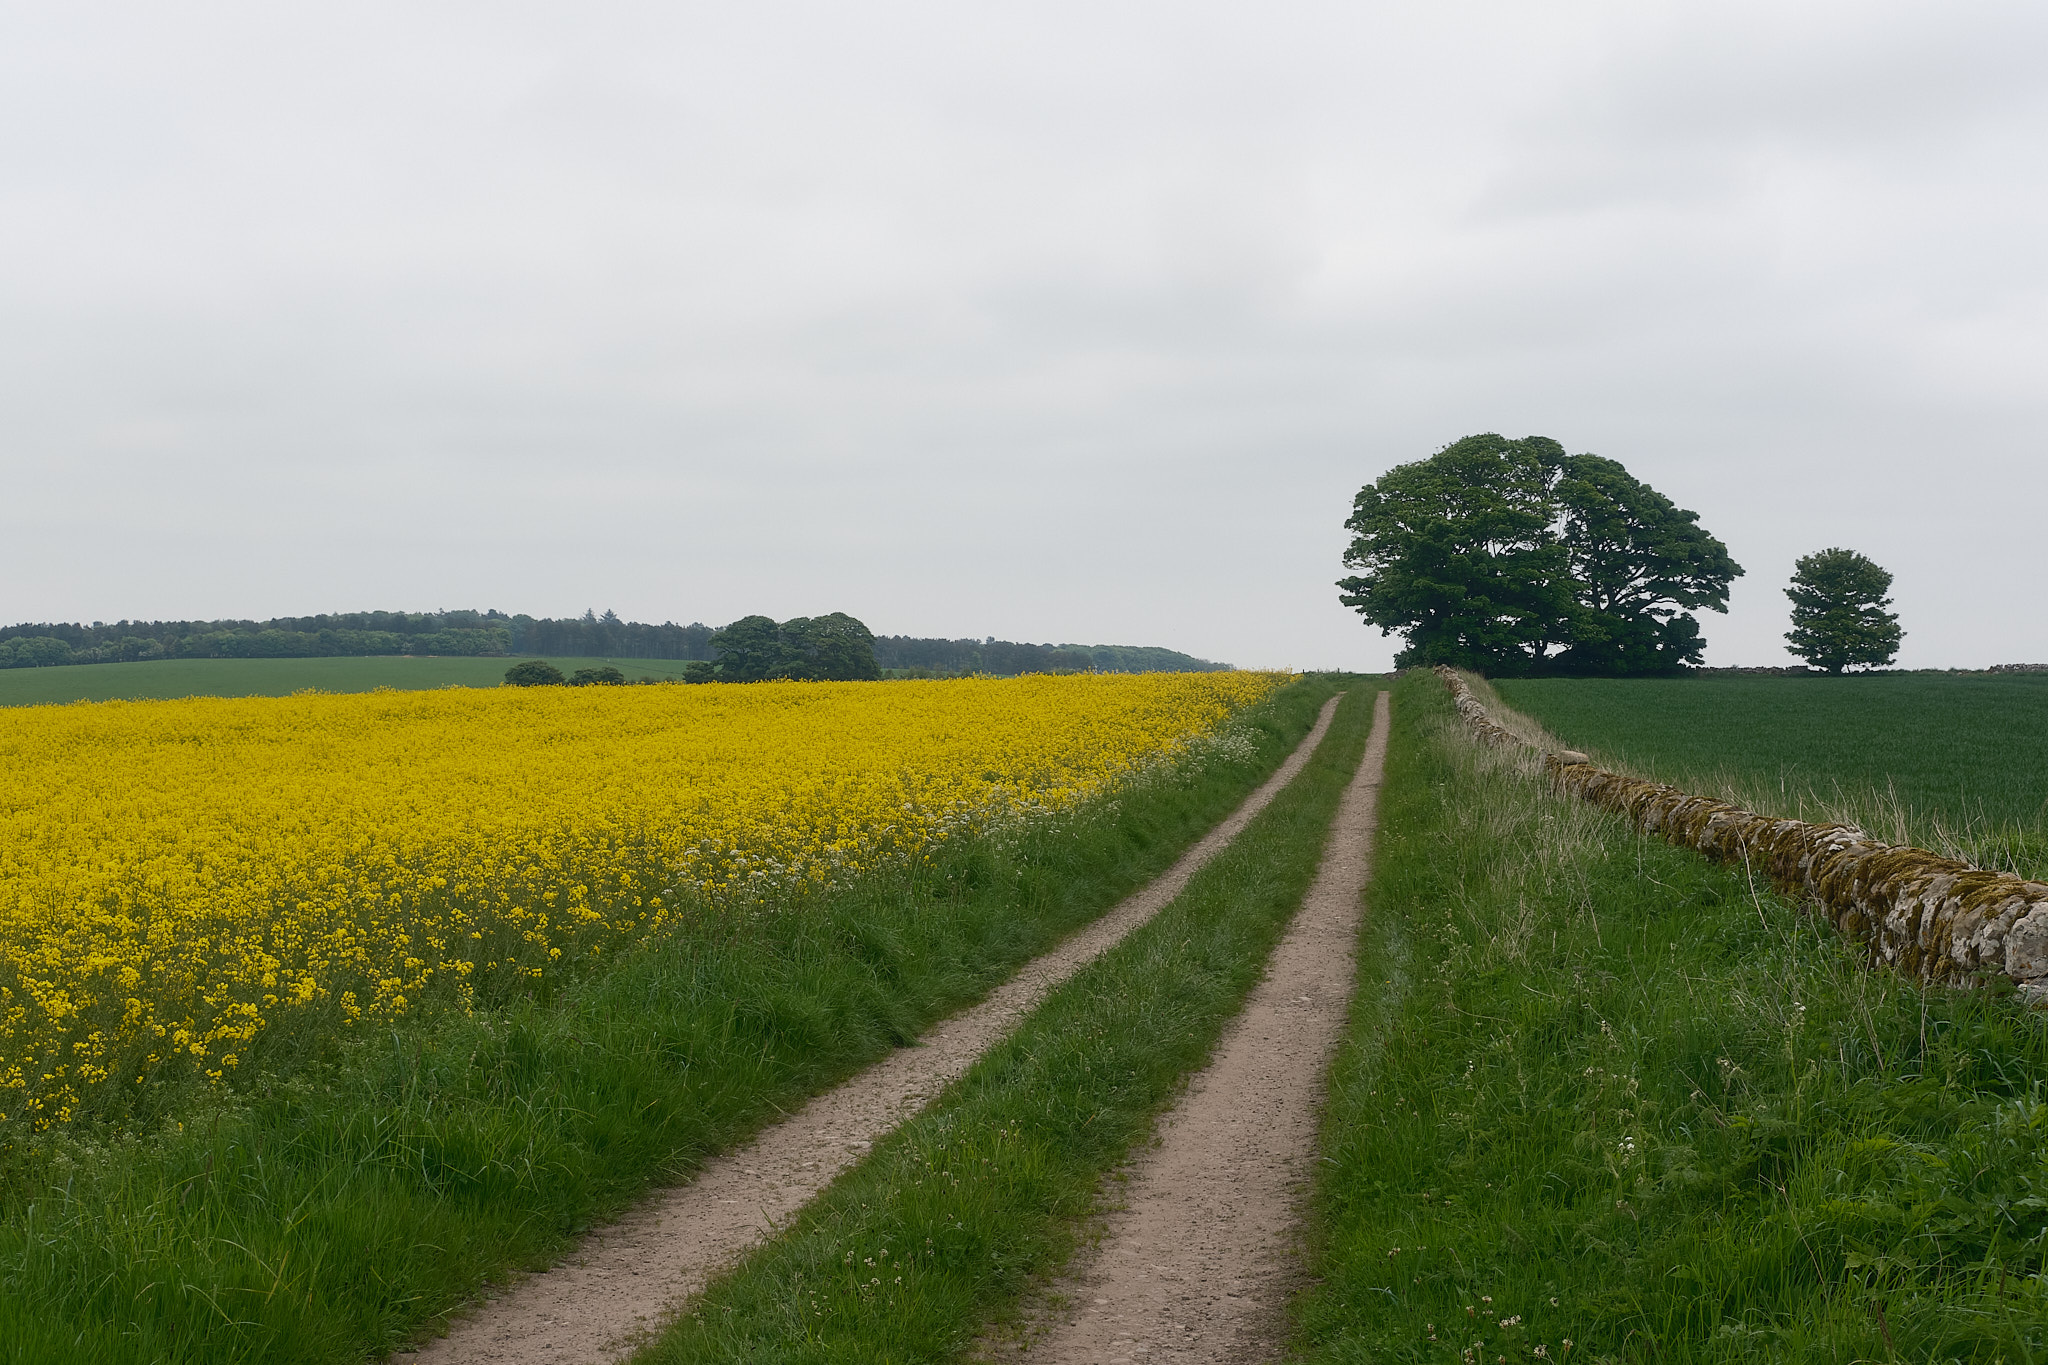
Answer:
[{"xmin": 0, "ymin": 672, "xmax": 1279, "ymax": 1126}]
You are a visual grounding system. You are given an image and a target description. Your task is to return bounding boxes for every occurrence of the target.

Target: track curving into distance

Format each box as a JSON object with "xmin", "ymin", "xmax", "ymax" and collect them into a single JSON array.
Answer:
[
  {"xmin": 404, "ymin": 693, "xmax": 1346, "ymax": 1365},
  {"xmin": 1010, "ymin": 688, "xmax": 1390, "ymax": 1365}
]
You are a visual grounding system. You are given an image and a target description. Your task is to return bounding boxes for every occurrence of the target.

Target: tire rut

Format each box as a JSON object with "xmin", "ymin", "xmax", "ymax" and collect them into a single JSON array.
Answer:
[
  {"xmin": 1003, "ymin": 688, "xmax": 1390, "ymax": 1365},
  {"xmin": 400, "ymin": 694, "xmax": 1346, "ymax": 1365}
]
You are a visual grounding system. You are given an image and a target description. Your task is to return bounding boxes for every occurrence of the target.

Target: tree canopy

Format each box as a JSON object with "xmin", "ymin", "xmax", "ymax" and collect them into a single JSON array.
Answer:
[
  {"xmin": 503, "ymin": 659, "xmax": 565, "ymax": 687},
  {"xmin": 1784, "ymin": 548, "xmax": 1903, "ymax": 673},
  {"xmin": 1337, "ymin": 434, "xmax": 1743, "ymax": 675},
  {"xmin": 706, "ymin": 612, "xmax": 881, "ymax": 682},
  {"xmin": 869, "ymin": 638, "xmax": 1226, "ymax": 676}
]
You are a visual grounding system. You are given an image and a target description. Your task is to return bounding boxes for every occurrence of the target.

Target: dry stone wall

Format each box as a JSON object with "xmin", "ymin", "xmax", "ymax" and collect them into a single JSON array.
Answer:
[{"xmin": 1434, "ymin": 666, "xmax": 2048, "ymax": 1003}]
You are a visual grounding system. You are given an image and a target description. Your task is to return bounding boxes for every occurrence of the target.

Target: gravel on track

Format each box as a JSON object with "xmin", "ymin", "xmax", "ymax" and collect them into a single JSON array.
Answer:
[
  {"xmin": 1006, "ymin": 688, "xmax": 1390, "ymax": 1365},
  {"xmin": 401, "ymin": 694, "xmax": 1345, "ymax": 1365}
]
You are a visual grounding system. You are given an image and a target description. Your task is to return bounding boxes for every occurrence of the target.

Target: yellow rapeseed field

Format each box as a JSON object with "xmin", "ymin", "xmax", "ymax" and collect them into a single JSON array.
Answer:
[{"xmin": 0, "ymin": 672, "xmax": 1280, "ymax": 1126}]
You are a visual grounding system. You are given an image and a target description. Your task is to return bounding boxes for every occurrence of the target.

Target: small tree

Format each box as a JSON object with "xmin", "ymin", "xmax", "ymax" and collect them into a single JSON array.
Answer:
[
  {"xmin": 1784, "ymin": 548, "xmax": 1902, "ymax": 673},
  {"xmin": 567, "ymin": 665, "xmax": 626, "ymax": 686},
  {"xmin": 503, "ymin": 659, "xmax": 565, "ymax": 686}
]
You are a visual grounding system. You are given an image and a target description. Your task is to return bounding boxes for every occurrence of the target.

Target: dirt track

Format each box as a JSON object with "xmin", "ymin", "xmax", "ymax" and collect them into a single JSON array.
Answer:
[
  {"xmin": 402, "ymin": 694, "xmax": 1344, "ymax": 1365},
  {"xmin": 1008, "ymin": 688, "xmax": 1390, "ymax": 1365}
]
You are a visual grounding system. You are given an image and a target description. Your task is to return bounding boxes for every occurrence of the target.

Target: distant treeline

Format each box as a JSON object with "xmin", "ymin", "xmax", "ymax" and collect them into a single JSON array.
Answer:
[
  {"xmin": 0, "ymin": 610, "xmax": 712, "ymax": 669},
  {"xmin": 872, "ymin": 638, "xmax": 1228, "ymax": 676},
  {"xmin": 515, "ymin": 612, "xmax": 717, "ymax": 660},
  {"xmin": 0, "ymin": 609, "xmax": 1229, "ymax": 675}
]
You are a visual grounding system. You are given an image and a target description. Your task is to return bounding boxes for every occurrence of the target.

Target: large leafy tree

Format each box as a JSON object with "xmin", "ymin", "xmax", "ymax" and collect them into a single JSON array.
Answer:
[
  {"xmin": 706, "ymin": 614, "xmax": 787, "ymax": 682},
  {"xmin": 1338, "ymin": 434, "xmax": 1742, "ymax": 675},
  {"xmin": 779, "ymin": 613, "xmax": 882, "ymax": 681},
  {"xmin": 1549, "ymin": 453, "xmax": 1745, "ymax": 675},
  {"xmin": 708, "ymin": 612, "xmax": 881, "ymax": 682},
  {"xmin": 1336, "ymin": 435, "xmax": 1577, "ymax": 671},
  {"xmin": 1784, "ymin": 548, "xmax": 1902, "ymax": 673}
]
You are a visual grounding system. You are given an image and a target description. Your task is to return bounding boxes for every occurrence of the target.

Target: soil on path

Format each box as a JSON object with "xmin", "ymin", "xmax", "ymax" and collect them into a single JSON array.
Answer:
[
  {"xmin": 1005, "ymin": 688, "xmax": 1390, "ymax": 1365},
  {"xmin": 402, "ymin": 695, "xmax": 1345, "ymax": 1365}
]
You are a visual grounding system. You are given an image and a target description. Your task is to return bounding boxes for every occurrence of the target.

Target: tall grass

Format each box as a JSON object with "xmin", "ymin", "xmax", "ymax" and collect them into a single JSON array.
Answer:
[
  {"xmin": 0, "ymin": 677, "xmax": 1341, "ymax": 1365},
  {"xmin": 1493, "ymin": 674, "xmax": 2048, "ymax": 878},
  {"xmin": 1298, "ymin": 671, "xmax": 2048, "ymax": 1364},
  {"xmin": 628, "ymin": 686, "xmax": 1383, "ymax": 1365}
]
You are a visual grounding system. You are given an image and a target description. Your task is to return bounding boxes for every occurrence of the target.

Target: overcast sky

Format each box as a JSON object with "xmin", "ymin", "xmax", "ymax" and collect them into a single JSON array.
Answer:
[{"xmin": 3, "ymin": 1, "xmax": 2043, "ymax": 670}]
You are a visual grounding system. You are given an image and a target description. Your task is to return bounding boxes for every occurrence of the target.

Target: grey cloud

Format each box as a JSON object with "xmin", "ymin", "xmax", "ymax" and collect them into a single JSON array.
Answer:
[{"xmin": 1, "ymin": 1, "xmax": 2043, "ymax": 670}]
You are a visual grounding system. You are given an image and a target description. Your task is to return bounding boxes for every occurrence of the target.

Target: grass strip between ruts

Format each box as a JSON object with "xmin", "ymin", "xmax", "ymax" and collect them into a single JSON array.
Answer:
[
  {"xmin": 630, "ymin": 684, "xmax": 1383, "ymax": 1364},
  {"xmin": 0, "ymin": 678, "xmax": 1342, "ymax": 1365},
  {"xmin": 1296, "ymin": 670, "xmax": 2048, "ymax": 1364}
]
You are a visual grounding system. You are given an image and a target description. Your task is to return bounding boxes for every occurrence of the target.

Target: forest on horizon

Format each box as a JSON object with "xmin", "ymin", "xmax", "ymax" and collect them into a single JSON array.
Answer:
[{"xmin": 0, "ymin": 609, "xmax": 1229, "ymax": 676}]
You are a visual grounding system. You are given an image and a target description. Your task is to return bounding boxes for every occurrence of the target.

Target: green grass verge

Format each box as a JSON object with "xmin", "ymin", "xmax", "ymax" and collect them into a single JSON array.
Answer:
[
  {"xmin": 0, "ymin": 655, "xmax": 706, "ymax": 706},
  {"xmin": 1297, "ymin": 670, "xmax": 2048, "ymax": 1364},
  {"xmin": 1493, "ymin": 674, "xmax": 2048, "ymax": 877},
  {"xmin": 625, "ymin": 684, "xmax": 1384, "ymax": 1364},
  {"xmin": 0, "ymin": 677, "xmax": 1343, "ymax": 1365}
]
